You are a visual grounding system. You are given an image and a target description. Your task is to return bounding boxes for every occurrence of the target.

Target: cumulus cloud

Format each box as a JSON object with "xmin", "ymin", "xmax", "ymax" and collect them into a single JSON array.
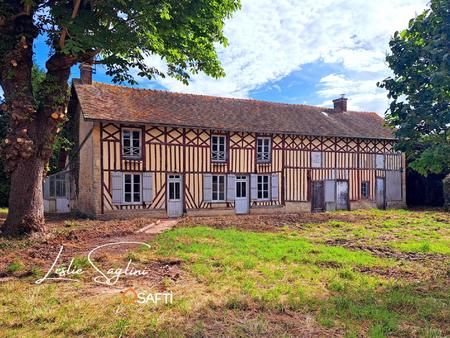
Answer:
[
  {"xmin": 140, "ymin": 0, "xmax": 428, "ymax": 112},
  {"xmin": 318, "ymin": 73, "xmax": 388, "ymax": 113}
]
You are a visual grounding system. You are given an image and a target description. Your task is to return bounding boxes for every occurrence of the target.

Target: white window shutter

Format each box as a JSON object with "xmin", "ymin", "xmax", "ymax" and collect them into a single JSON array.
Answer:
[
  {"xmin": 250, "ymin": 174, "xmax": 258, "ymax": 201},
  {"xmin": 111, "ymin": 171, "xmax": 123, "ymax": 204},
  {"xmin": 203, "ymin": 174, "xmax": 212, "ymax": 202},
  {"xmin": 142, "ymin": 172, "xmax": 153, "ymax": 204},
  {"xmin": 375, "ymin": 154, "xmax": 385, "ymax": 169},
  {"xmin": 271, "ymin": 173, "xmax": 279, "ymax": 201},
  {"xmin": 227, "ymin": 174, "xmax": 236, "ymax": 202}
]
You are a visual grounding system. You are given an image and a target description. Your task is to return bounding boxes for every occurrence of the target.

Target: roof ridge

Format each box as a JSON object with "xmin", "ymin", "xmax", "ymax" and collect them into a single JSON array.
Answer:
[{"xmin": 79, "ymin": 81, "xmax": 378, "ymax": 115}]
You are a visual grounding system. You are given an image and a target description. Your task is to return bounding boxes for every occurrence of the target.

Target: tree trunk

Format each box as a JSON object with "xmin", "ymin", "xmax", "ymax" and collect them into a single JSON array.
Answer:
[
  {"xmin": 0, "ymin": 5, "xmax": 96, "ymax": 237},
  {"xmin": 1, "ymin": 156, "xmax": 46, "ymax": 236}
]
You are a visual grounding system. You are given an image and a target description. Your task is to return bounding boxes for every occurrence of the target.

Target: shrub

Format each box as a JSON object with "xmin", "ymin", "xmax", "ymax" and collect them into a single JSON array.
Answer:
[{"xmin": 443, "ymin": 174, "xmax": 450, "ymax": 211}]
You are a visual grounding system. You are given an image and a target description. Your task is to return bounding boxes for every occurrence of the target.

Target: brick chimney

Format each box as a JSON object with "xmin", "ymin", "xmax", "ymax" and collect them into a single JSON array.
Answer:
[
  {"xmin": 79, "ymin": 62, "xmax": 93, "ymax": 84},
  {"xmin": 333, "ymin": 95, "xmax": 348, "ymax": 112}
]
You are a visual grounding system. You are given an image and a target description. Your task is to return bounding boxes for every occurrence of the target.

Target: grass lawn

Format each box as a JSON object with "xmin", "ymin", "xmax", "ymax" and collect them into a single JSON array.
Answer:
[{"xmin": 0, "ymin": 209, "xmax": 449, "ymax": 337}]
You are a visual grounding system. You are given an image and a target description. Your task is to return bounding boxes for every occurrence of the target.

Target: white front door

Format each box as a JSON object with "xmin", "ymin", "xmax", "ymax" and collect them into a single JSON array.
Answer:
[
  {"xmin": 235, "ymin": 175, "xmax": 249, "ymax": 214},
  {"xmin": 167, "ymin": 174, "xmax": 183, "ymax": 217},
  {"xmin": 336, "ymin": 180, "xmax": 349, "ymax": 210}
]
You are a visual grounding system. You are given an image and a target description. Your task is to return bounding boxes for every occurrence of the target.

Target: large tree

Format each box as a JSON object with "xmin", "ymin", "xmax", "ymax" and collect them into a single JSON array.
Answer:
[
  {"xmin": 0, "ymin": 0, "xmax": 240, "ymax": 237},
  {"xmin": 378, "ymin": 0, "xmax": 450, "ymax": 176}
]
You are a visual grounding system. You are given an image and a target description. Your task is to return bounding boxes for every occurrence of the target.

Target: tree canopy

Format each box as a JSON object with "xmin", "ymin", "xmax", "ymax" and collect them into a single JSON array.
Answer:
[
  {"xmin": 1, "ymin": 0, "xmax": 240, "ymax": 84},
  {"xmin": 378, "ymin": 0, "xmax": 450, "ymax": 176}
]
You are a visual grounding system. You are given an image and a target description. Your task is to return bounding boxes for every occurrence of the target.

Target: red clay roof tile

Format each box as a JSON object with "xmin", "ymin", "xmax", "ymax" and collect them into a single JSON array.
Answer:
[{"xmin": 73, "ymin": 81, "xmax": 395, "ymax": 140}]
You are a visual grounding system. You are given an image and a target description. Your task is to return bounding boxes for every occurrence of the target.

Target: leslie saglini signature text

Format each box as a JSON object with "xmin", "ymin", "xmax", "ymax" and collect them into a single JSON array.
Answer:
[{"xmin": 35, "ymin": 242, "xmax": 151, "ymax": 286}]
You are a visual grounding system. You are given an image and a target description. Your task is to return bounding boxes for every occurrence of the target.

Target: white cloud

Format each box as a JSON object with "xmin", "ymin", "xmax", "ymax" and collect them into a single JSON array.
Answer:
[
  {"xmin": 141, "ymin": 0, "xmax": 428, "ymax": 112},
  {"xmin": 318, "ymin": 73, "xmax": 388, "ymax": 113}
]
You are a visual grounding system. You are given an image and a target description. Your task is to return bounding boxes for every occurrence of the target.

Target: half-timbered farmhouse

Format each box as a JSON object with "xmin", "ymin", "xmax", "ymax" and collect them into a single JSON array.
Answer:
[{"xmin": 44, "ymin": 64, "xmax": 406, "ymax": 217}]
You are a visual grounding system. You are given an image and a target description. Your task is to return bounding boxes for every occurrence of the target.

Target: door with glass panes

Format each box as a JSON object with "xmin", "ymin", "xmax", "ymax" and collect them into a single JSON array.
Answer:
[
  {"xmin": 167, "ymin": 174, "xmax": 183, "ymax": 217},
  {"xmin": 235, "ymin": 175, "xmax": 249, "ymax": 214}
]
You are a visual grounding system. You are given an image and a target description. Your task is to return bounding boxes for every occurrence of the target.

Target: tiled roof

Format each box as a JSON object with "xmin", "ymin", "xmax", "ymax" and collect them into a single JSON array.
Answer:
[{"xmin": 73, "ymin": 81, "xmax": 395, "ymax": 140}]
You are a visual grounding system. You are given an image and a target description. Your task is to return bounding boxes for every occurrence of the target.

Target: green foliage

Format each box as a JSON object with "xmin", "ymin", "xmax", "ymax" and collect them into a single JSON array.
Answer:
[
  {"xmin": 30, "ymin": 0, "xmax": 241, "ymax": 84},
  {"xmin": 443, "ymin": 174, "xmax": 450, "ymax": 210},
  {"xmin": 378, "ymin": 0, "xmax": 450, "ymax": 176}
]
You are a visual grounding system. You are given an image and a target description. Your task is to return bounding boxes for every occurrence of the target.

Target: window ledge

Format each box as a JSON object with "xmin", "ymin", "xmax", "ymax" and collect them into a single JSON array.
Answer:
[
  {"xmin": 251, "ymin": 204, "xmax": 283, "ymax": 209},
  {"xmin": 114, "ymin": 202, "xmax": 143, "ymax": 206},
  {"xmin": 123, "ymin": 155, "xmax": 142, "ymax": 160}
]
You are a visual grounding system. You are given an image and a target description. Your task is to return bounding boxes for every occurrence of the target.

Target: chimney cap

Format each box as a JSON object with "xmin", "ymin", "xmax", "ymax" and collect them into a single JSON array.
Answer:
[{"xmin": 332, "ymin": 94, "xmax": 347, "ymax": 102}]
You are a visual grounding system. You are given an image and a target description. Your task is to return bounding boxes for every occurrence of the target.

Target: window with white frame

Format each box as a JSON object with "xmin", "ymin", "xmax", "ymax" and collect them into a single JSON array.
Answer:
[
  {"xmin": 122, "ymin": 128, "xmax": 142, "ymax": 158},
  {"xmin": 256, "ymin": 137, "xmax": 271, "ymax": 163},
  {"xmin": 49, "ymin": 172, "xmax": 66, "ymax": 198},
  {"xmin": 211, "ymin": 135, "xmax": 227, "ymax": 162},
  {"xmin": 212, "ymin": 175, "xmax": 226, "ymax": 202},
  {"xmin": 124, "ymin": 173, "xmax": 141, "ymax": 203},
  {"xmin": 257, "ymin": 175, "xmax": 270, "ymax": 200}
]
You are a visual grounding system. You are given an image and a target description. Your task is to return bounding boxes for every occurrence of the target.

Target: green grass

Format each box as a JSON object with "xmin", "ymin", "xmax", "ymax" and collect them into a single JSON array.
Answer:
[
  {"xmin": 139, "ymin": 225, "xmax": 448, "ymax": 336},
  {"xmin": 293, "ymin": 209, "xmax": 450, "ymax": 255},
  {"xmin": 0, "ymin": 209, "xmax": 448, "ymax": 337},
  {"xmin": 6, "ymin": 261, "xmax": 23, "ymax": 273}
]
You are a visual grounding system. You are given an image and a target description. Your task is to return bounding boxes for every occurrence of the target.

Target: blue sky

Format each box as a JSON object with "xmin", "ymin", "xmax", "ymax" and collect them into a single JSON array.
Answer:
[{"xmin": 32, "ymin": 0, "xmax": 428, "ymax": 115}]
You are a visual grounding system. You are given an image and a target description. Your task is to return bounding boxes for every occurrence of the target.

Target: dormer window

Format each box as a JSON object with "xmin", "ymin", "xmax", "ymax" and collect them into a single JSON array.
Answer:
[
  {"xmin": 211, "ymin": 135, "xmax": 227, "ymax": 162},
  {"xmin": 256, "ymin": 137, "xmax": 271, "ymax": 163},
  {"xmin": 122, "ymin": 128, "xmax": 142, "ymax": 158}
]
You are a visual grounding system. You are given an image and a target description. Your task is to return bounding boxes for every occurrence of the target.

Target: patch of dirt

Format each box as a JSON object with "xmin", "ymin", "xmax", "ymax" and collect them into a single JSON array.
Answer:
[
  {"xmin": 178, "ymin": 212, "xmax": 370, "ymax": 232},
  {"xmin": 353, "ymin": 265, "xmax": 418, "ymax": 281},
  {"xmin": 182, "ymin": 308, "xmax": 342, "ymax": 337},
  {"xmin": 0, "ymin": 215, "xmax": 172, "ymax": 281},
  {"xmin": 324, "ymin": 238, "xmax": 450, "ymax": 281},
  {"xmin": 314, "ymin": 261, "xmax": 343, "ymax": 269},
  {"xmin": 324, "ymin": 238, "xmax": 448, "ymax": 262}
]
